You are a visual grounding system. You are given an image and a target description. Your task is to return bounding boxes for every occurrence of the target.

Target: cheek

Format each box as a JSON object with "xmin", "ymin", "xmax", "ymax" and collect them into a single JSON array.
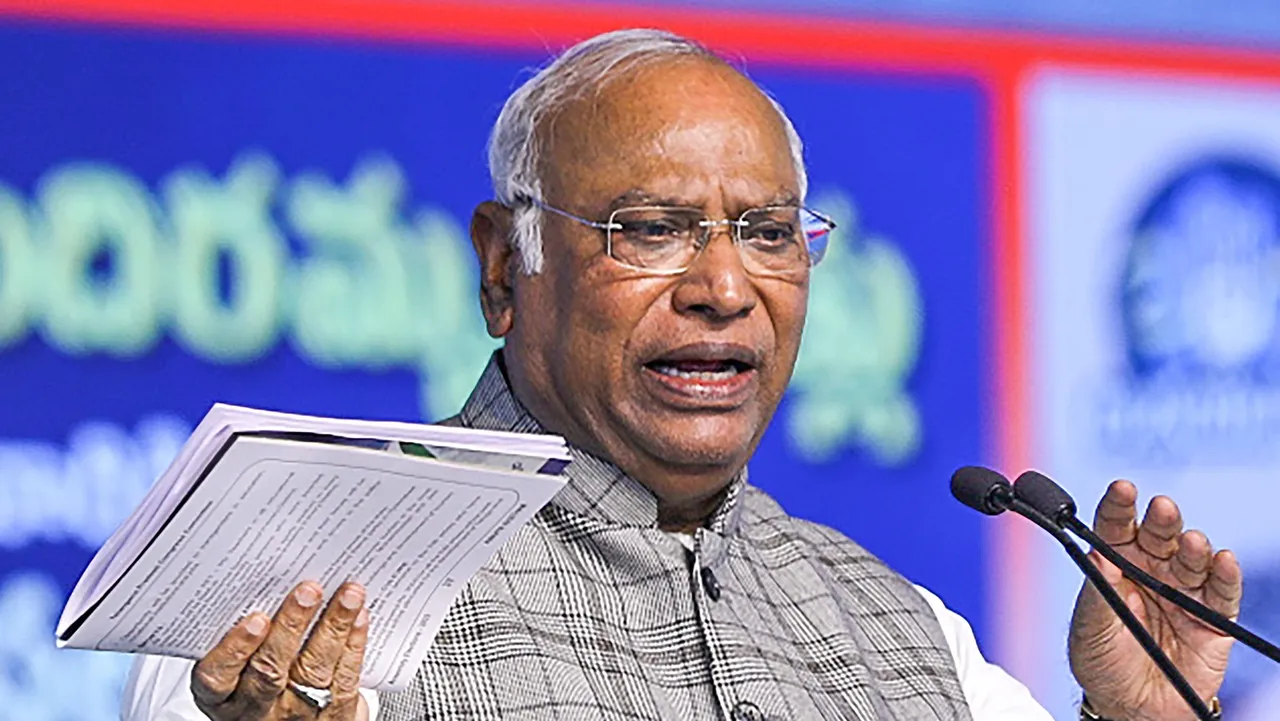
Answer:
[
  {"xmin": 554, "ymin": 269, "xmax": 671, "ymax": 366},
  {"xmin": 765, "ymin": 285, "xmax": 809, "ymax": 376}
]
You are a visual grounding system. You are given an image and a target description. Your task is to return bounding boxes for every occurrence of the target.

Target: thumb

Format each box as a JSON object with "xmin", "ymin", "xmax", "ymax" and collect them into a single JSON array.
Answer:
[
  {"xmin": 1088, "ymin": 548, "xmax": 1125, "ymax": 587},
  {"xmin": 1072, "ymin": 551, "xmax": 1138, "ymax": 643}
]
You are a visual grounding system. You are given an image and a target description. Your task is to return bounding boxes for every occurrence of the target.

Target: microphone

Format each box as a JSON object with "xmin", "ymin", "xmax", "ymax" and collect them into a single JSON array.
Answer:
[
  {"xmin": 951, "ymin": 466, "xmax": 1217, "ymax": 721},
  {"xmin": 1014, "ymin": 470, "xmax": 1280, "ymax": 664},
  {"xmin": 949, "ymin": 465, "xmax": 1014, "ymax": 515}
]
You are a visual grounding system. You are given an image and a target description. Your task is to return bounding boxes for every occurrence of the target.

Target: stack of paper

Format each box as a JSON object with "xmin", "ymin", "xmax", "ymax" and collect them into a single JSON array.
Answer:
[{"xmin": 57, "ymin": 404, "xmax": 570, "ymax": 690}]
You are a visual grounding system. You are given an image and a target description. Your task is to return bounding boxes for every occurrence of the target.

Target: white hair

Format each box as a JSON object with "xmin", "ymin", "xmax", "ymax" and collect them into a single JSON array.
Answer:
[{"xmin": 487, "ymin": 28, "xmax": 808, "ymax": 274}]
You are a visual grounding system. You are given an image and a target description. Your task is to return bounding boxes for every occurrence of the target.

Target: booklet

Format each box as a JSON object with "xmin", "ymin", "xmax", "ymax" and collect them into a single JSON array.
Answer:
[{"xmin": 56, "ymin": 403, "xmax": 570, "ymax": 691}]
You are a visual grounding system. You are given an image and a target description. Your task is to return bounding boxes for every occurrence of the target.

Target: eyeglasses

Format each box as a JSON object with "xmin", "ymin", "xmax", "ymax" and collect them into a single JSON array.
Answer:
[{"xmin": 520, "ymin": 196, "xmax": 835, "ymax": 277}]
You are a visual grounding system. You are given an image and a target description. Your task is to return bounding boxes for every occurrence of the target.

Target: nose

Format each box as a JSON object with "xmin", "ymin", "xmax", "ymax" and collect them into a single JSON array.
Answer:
[{"xmin": 670, "ymin": 226, "xmax": 758, "ymax": 322}]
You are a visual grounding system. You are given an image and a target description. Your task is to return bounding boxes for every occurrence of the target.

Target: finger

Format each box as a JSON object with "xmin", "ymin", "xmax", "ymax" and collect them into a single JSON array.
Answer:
[
  {"xmin": 1204, "ymin": 549, "xmax": 1244, "ymax": 620},
  {"xmin": 1169, "ymin": 529, "xmax": 1213, "ymax": 590},
  {"xmin": 191, "ymin": 613, "xmax": 270, "ymax": 709},
  {"xmin": 292, "ymin": 582, "xmax": 366, "ymax": 688},
  {"xmin": 234, "ymin": 581, "xmax": 325, "ymax": 713},
  {"xmin": 323, "ymin": 608, "xmax": 369, "ymax": 720},
  {"xmin": 1092, "ymin": 480, "xmax": 1139, "ymax": 546},
  {"xmin": 1135, "ymin": 495, "xmax": 1182, "ymax": 560}
]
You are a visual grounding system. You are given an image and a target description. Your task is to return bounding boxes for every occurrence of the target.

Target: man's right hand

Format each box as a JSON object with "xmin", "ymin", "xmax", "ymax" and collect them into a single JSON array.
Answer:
[{"xmin": 190, "ymin": 581, "xmax": 370, "ymax": 721}]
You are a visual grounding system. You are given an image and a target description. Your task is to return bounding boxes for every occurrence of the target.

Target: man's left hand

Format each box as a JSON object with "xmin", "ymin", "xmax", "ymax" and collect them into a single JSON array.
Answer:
[{"xmin": 1068, "ymin": 480, "xmax": 1242, "ymax": 721}]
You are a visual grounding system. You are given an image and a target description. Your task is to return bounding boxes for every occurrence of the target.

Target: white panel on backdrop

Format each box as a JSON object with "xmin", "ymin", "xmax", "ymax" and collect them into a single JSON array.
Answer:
[{"xmin": 1024, "ymin": 66, "xmax": 1280, "ymax": 719}]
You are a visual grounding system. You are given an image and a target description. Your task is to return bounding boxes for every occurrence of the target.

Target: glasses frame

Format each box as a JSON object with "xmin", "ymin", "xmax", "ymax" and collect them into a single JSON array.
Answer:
[{"xmin": 519, "ymin": 196, "xmax": 835, "ymax": 277}]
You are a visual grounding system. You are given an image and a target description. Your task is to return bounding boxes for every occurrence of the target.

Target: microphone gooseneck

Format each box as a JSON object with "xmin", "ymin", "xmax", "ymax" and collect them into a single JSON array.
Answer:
[
  {"xmin": 955, "ymin": 466, "xmax": 1216, "ymax": 721},
  {"xmin": 1013, "ymin": 471, "xmax": 1280, "ymax": 664},
  {"xmin": 1008, "ymin": 495, "xmax": 1216, "ymax": 721}
]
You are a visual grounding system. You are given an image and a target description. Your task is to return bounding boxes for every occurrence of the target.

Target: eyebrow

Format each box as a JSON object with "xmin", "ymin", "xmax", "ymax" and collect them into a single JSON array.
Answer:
[
  {"xmin": 605, "ymin": 189, "xmax": 802, "ymax": 212},
  {"xmin": 606, "ymin": 189, "xmax": 680, "ymax": 210},
  {"xmin": 765, "ymin": 192, "xmax": 801, "ymax": 207}
]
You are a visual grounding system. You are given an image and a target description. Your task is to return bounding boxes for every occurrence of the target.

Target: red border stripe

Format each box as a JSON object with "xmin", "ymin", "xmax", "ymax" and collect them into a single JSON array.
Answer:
[
  {"xmin": 988, "ymin": 62, "xmax": 1039, "ymax": 687},
  {"xmin": 0, "ymin": 0, "xmax": 1279, "ymax": 81}
]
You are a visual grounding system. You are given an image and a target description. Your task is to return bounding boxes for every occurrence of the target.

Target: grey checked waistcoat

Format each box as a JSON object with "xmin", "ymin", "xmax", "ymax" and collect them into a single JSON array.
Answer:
[{"xmin": 378, "ymin": 356, "xmax": 973, "ymax": 720}]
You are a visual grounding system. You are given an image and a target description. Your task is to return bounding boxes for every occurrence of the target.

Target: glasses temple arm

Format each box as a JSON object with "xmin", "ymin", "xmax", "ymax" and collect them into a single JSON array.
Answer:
[{"xmin": 519, "ymin": 195, "xmax": 618, "ymax": 230}]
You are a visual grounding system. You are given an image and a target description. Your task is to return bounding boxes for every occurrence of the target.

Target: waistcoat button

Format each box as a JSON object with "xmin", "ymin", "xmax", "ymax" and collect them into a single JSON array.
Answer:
[
  {"xmin": 731, "ymin": 700, "xmax": 765, "ymax": 721},
  {"xmin": 700, "ymin": 566, "xmax": 721, "ymax": 601}
]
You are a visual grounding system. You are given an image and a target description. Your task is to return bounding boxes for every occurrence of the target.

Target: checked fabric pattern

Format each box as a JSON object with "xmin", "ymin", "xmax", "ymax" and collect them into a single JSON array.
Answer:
[{"xmin": 378, "ymin": 354, "xmax": 973, "ymax": 721}]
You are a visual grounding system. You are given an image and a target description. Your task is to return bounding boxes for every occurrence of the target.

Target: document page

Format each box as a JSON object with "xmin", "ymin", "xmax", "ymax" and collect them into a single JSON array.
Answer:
[
  {"xmin": 60, "ymin": 435, "xmax": 565, "ymax": 690},
  {"xmin": 61, "ymin": 404, "xmax": 569, "ymax": 630}
]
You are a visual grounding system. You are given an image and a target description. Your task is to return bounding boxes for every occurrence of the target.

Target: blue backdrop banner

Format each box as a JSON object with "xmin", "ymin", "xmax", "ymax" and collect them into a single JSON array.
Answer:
[{"xmin": 0, "ymin": 21, "xmax": 991, "ymax": 720}]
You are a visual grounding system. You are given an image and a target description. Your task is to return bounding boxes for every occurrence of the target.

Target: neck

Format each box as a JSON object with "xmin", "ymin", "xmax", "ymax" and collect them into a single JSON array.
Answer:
[{"xmin": 656, "ymin": 487, "xmax": 728, "ymax": 533}]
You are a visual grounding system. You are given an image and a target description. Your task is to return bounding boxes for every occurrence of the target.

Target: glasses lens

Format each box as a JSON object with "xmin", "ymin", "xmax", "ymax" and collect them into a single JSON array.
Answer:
[
  {"xmin": 800, "ymin": 208, "xmax": 833, "ymax": 266},
  {"xmin": 609, "ymin": 207, "xmax": 702, "ymax": 270},
  {"xmin": 739, "ymin": 206, "xmax": 813, "ymax": 273}
]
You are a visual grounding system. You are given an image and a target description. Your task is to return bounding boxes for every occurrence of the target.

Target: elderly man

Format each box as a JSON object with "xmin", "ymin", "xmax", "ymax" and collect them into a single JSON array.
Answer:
[{"xmin": 124, "ymin": 29, "xmax": 1241, "ymax": 721}]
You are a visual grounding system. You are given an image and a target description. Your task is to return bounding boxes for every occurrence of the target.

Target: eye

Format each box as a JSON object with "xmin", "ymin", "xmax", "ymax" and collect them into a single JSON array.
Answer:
[
  {"xmin": 624, "ymin": 218, "xmax": 684, "ymax": 241},
  {"xmin": 743, "ymin": 221, "xmax": 799, "ymax": 248},
  {"xmin": 613, "ymin": 209, "xmax": 698, "ymax": 246}
]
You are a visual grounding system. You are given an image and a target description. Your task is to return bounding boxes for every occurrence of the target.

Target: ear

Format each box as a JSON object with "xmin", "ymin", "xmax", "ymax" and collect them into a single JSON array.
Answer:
[{"xmin": 470, "ymin": 201, "xmax": 518, "ymax": 338}]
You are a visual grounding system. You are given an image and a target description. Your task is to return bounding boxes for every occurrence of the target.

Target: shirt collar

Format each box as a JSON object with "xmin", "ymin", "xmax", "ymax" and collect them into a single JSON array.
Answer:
[{"xmin": 457, "ymin": 351, "xmax": 747, "ymax": 534}]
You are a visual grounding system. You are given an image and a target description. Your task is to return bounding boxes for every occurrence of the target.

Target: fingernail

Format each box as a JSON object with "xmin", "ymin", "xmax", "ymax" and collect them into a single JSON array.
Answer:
[
  {"xmin": 295, "ymin": 584, "xmax": 322, "ymax": 608},
  {"xmin": 244, "ymin": 614, "xmax": 267, "ymax": 635},
  {"xmin": 339, "ymin": 585, "xmax": 365, "ymax": 610},
  {"xmin": 354, "ymin": 609, "xmax": 369, "ymax": 629}
]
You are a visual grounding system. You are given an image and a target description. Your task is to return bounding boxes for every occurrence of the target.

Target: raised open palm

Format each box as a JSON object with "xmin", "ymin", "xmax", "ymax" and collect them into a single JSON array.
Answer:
[{"xmin": 1068, "ymin": 481, "xmax": 1241, "ymax": 721}]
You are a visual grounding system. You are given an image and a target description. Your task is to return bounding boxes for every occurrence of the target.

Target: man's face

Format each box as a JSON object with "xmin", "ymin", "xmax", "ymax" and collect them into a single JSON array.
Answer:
[{"xmin": 477, "ymin": 58, "xmax": 808, "ymax": 512}]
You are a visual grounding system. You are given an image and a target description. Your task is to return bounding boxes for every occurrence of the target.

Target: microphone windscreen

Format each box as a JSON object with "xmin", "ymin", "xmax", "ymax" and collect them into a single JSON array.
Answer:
[
  {"xmin": 950, "ymin": 466, "xmax": 1012, "ymax": 516},
  {"xmin": 1013, "ymin": 471, "xmax": 1078, "ymax": 520}
]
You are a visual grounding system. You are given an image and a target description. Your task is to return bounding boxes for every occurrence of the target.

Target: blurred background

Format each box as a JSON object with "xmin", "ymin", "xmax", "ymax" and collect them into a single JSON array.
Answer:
[{"xmin": 1, "ymin": 1, "xmax": 1278, "ymax": 719}]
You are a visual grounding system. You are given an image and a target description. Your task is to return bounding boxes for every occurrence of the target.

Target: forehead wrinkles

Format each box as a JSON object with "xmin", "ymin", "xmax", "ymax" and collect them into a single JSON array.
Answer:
[{"xmin": 538, "ymin": 59, "xmax": 794, "ymax": 203}]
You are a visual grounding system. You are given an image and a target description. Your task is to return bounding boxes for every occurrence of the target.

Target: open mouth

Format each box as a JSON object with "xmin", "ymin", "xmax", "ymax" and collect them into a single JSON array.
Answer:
[{"xmin": 640, "ymin": 344, "xmax": 761, "ymax": 404}]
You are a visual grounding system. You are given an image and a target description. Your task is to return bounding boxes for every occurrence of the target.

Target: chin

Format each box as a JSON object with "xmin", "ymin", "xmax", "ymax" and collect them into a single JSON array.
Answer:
[{"xmin": 635, "ymin": 415, "xmax": 760, "ymax": 470}]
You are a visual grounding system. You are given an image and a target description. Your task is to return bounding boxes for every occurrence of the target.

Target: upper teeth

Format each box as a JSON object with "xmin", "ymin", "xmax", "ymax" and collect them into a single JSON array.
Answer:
[{"xmin": 654, "ymin": 365, "xmax": 739, "ymax": 380}]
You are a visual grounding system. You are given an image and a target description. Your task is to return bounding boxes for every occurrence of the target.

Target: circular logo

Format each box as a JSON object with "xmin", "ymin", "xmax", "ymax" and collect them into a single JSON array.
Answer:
[
  {"xmin": 1123, "ymin": 157, "xmax": 1280, "ymax": 383},
  {"xmin": 1097, "ymin": 157, "xmax": 1280, "ymax": 463}
]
